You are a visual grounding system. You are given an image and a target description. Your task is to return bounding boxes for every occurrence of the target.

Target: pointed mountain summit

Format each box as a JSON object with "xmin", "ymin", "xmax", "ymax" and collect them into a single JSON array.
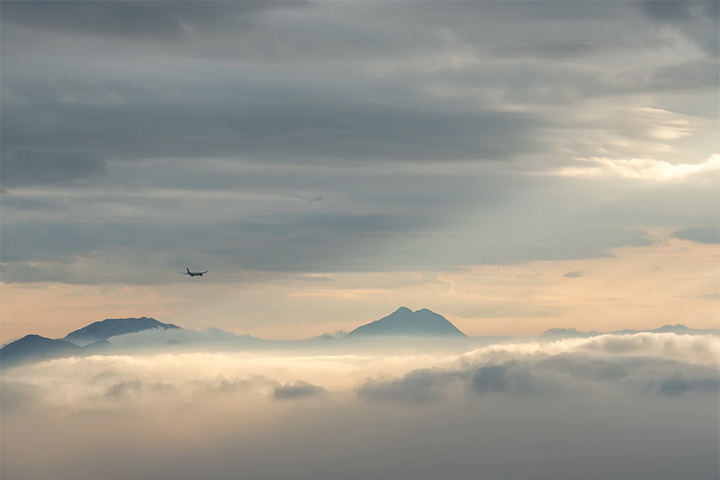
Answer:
[
  {"xmin": 347, "ymin": 307, "xmax": 467, "ymax": 337},
  {"xmin": 63, "ymin": 317, "xmax": 180, "ymax": 345}
]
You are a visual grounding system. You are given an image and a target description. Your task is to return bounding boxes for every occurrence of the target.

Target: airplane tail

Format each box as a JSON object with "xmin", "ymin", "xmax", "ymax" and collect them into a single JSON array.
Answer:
[{"xmin": 187, "ymin": 267, "xmax": 190, "ymax": 274}]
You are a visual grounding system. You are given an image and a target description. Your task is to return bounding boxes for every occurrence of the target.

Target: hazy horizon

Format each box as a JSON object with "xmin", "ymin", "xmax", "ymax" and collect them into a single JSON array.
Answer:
[{"xmin": 2, "ymin": 305, "xmax": 716, "ymax": 347}]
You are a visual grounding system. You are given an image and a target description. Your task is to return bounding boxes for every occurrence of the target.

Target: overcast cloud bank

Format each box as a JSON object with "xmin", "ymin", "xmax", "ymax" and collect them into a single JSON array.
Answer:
[{"xmin": 1, "ymin": 1, "xmax": 718, "ymax": 285}]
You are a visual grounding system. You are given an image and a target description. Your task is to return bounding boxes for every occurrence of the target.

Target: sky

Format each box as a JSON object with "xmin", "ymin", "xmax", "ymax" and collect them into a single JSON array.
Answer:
[{"xmin": 1, "ymin": 0, "xmax": 719, "ymax": 341}]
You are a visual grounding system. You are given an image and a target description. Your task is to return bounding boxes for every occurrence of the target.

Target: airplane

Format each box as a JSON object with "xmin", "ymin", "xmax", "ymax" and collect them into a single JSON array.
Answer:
[{"xmin": 179, "ymin": 267, "xmax": 208, "ymax": 277}]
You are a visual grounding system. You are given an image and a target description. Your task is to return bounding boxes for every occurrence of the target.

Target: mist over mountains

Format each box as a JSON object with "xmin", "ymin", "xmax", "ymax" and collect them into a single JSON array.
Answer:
[
  {"xmin": 63, "ymin": 317, "xmax": 180, "ymax": 346},
  {"xmin": 540, "ymin": 324, "xmax": 720, "ymax": 339},
  {"xmin": 0, "ymin": 317, "xmax": 178, "ymax": 368},
  {"xmin": 0, "ymin": 335, "xmax": 80, "ymax": 369},
  {"xmin": 3, "ymin": 309, "xmax": 718, "ymax": 480},
  {"xmin": 1, "ymin": 307, "xmax": 716, "ymax": 369},
  {"xmin": 3, "ymin": 326, "xmax": 719, "ymax": 480}
]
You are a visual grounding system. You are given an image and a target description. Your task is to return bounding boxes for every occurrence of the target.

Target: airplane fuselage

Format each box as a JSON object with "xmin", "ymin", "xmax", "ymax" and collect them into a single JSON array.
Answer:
[{"xmin": 181, "ymin": 268, "xmax": 208, "ymax": 277}]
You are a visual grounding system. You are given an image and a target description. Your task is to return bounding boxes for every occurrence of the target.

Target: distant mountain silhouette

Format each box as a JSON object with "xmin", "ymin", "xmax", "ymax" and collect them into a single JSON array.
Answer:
[
  {"xmin": 541, "ymin": 324, "xmax": 718, "ymax": 339},
  {"xmin": 81, "ymin": 339, "xmax": 115, "ymax": 353},
  {"xmin": 0, "ymin": 334, "xmax": 80, "ymax": 369},
  {"xmin": 634, "ymin": 324, "xmax": 717, "ymax": 335},
  {"xmin": 64, "ymin": 317, "xmax": 180, "ymax": 345},
  {"xmin": 540, "ymin": 327, "xmax": 597, "ymax": 339},
  {"xmin": 312, "ymin": 330, "xmax": 348, "ymax": 341},
  {"xmin": 347, "ymin": 307, "xmax": 467, "ymax": 337}
]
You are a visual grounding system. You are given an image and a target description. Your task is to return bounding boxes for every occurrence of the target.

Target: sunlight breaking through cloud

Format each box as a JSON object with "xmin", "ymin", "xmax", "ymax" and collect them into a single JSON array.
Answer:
[{"xmin": 558, "ymin": 154, "xmax": 720, "ymax": 180}]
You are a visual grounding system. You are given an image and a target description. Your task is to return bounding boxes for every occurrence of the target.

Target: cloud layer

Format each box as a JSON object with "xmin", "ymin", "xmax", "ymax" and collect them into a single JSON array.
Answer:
[
  {"xmin": 1, "ymin": 1, "xmax": 718, "ymax": 286},
  {"xmin": 2, "ymin": 332, "xmax": 718, "ymax": 480}
]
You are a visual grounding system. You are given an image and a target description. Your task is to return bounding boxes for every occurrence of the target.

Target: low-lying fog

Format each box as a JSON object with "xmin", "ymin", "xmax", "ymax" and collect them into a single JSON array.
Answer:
[{"xmin": 2, "ymin": 333, "xmax": 719, "ymax": 480}]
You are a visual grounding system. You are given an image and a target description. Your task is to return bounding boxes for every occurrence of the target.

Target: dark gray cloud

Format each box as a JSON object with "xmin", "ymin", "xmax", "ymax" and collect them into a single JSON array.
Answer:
[
  {"xmin": 658, "ymin": 374, "xmax": 720, "ymax": 397},
  {"xmin": 2, "ymin": 149, "xmax": 107, "ymax": 188},
  {"xmin": 2, "ymin": 0, "xmax": 713, "ymax": 189},
  {"xmin": 4, "ymin": 144, "xmax": 715, "ymax": 284},
  {"xmin": 491, "ymin": 42, "xmax": 603, "ymax": 61},
  {"xmin": 0, "ymin": 212, "xmax": 430, "ymax": 280},
  {"xmin": 273, "ymin": 381, "xmax": 326, "ymax": 400},
  {"xmin": 1, "ymin": 1, "xmax": 717, "ymax": 285},
  {"xmin": 0, "ymin": 85, "xmax": 540, "ymax": 188},
  {"xmin": 537, "ymin": 354, "xmax": 642, "ymax": 382},
  {"xmin": 104, "ymin": 380, "xmax": 144, "ymax": 399},
  {"xmin": 639, "ymin": 1, "xmax": 720, "ymax": 55},
  {"xmin": 670, "ymin": 226, "xmax": 720, "ymax": 244},
  {"xmin": 563, "ymin": 271, "xmax": 584, "ymax": 278},
  {"xmin": 104, "ymin": 380, "xmax": 176, "ymax": 400},
  {"xmin": 647, "ymin": 59, "xmax": 720, "ymax": 92},
  {"xmin": 0, "ymin": 1, "xmax": 306, "ymax": 41},
  {"xmin": 471, "ymin": 363, "xmax": 515, "ymax": 394},
  {"xmin": 357, "ymin": 350, "xmax": 720, "ymax": 403},
  {"xmin": 431, "ymin": 57, "xmax": 719, "ymax": 107},
  {"xmin": 358, "ymin": 360, "xmax": 565, "ymax": 401},
  {"xmin": 358, "ymin": 369, "xmax": 464, "ymax": 403},
  {"xmin": 640, "ymin": 1, "xmax": 720, "ymax": 23},
  {"xmin": 0, "ymin": 213, "xmax": 655, "ymax": 284}
]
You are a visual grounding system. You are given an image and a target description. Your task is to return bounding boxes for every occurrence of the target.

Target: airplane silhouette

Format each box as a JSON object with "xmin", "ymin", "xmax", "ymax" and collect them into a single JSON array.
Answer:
[{"xmin": 179, "ymin": 267, "xmax": 208, "ymax": 277}]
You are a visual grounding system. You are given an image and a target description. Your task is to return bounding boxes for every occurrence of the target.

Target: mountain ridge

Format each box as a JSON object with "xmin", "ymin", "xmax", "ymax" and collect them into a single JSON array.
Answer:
[
  {"xmin": 2, "ymin": 311, "xmax": 716, "ymax": 370},
  {"xmin": 540, "ymin": 324, "xmax": 718, "ymax": 339},
  {"xmin": 63, "ymin": 317, "xmax": 180, "ymax": 346},
  {"xmin": 0, "ymin": 334, "xmax": 81, "ymax": 369}
]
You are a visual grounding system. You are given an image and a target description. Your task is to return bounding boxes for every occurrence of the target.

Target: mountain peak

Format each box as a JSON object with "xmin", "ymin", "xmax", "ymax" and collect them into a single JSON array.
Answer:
[
  {"xmin": 652, "ymin": 324, "xmax": 696, "ymax": 334},
  {"xmin": 63, "ymin": 317, "xmax": 181, "ymax": 345},
  {"xmin": 0, "ymin": 334, "xmax": 80, "ymax": 369},
  {"xmin": 21, "ymin": 334, "xmax": 45, "ymax": 340},
  {"xmin": 347, "ymin": 308, "xmax": 466, "ymax": 337},
  {"xmin": 541, "ymin": 327, "xmax": 587, "ymax": 337}
]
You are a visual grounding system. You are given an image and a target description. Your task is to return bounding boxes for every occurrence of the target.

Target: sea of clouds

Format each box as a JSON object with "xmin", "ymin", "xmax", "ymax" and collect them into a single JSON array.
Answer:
[{"xmin": 2, "ymin": 332, "xmax": 719, "ymax": 480}]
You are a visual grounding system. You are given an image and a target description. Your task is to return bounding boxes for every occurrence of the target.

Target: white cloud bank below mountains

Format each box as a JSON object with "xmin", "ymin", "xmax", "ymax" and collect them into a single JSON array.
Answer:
[
  {"xmin": 2, "ymin": 333, "xmax": 718, "ymax": 480},
  {"xmin": 3, "ymin": 332, "xmax": 718, "ymax": 406}
]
